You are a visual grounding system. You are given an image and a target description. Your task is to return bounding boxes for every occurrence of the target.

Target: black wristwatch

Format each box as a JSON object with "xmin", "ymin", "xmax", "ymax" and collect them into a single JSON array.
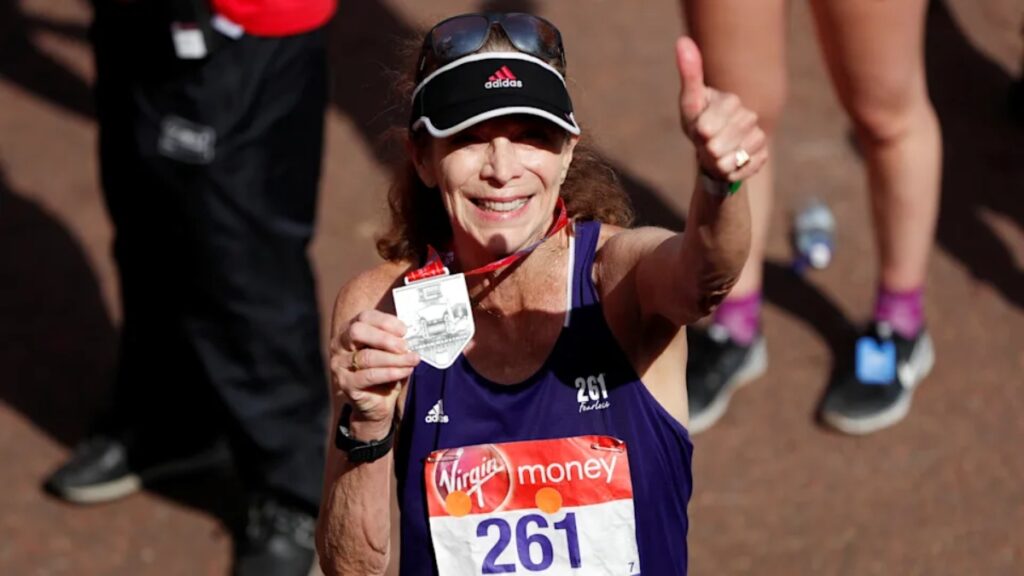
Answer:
[
  {"xmin": 334, "ymin": 404, "xmax": 397, "ymax": 463},
  {"xmin": 699, "ymin": 169, "xmax": 742, "ymax": 197}
]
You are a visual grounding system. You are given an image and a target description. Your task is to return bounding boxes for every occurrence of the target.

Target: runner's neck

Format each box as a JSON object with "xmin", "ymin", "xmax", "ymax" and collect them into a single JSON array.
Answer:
[{"xmin": 466, "ymin": 226, "xmax": 570, "ymax": 318}]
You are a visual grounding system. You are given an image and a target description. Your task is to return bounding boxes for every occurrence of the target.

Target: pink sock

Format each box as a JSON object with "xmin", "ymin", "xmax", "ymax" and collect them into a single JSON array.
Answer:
[
  {"xmin": 712, "ymin": 291, "xmax": 762, "ymax": 346},
  {"xmin": 874, "ymin": 286, "xmax": 924, "ymax": 339}
]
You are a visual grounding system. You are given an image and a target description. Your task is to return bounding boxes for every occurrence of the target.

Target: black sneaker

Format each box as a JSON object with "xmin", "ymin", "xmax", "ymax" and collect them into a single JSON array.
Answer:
[
  {"xmin": 820, "ymin": 322, "xmax": 934, "ymax": 435},
  {"xmin": 234, "ymin": 493, "xmax": 317, "ymax": 576},
  {"xmin": 44, "ymin": 435, "xmax": 230, "ymax": 504},
  {"xmin": 686, "ymin": 324, "xmax": 768, "ymax": 434}
]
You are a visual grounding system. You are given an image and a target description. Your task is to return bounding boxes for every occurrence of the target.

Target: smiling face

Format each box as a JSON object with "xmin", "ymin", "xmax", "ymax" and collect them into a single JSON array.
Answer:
[{"xmin": 412, "ymin": 115, "xmax": 578, "ymax": 264}]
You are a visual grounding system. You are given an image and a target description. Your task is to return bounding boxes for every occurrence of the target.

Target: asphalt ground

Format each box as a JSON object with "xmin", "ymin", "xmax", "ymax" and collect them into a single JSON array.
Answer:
[{"xmin": 1, "ymin": 0, "xmax": 1022, "ymax": 574}]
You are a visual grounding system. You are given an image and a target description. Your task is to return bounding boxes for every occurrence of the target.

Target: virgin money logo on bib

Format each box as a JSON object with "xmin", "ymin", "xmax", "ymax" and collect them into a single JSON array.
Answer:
[
  {"xmin": 424, "ymin": 436, "xmax": 641, "ymax": 575},
  {"xmin": 432, "ymin": 445, "xmax": 512, "ymax": 516}
]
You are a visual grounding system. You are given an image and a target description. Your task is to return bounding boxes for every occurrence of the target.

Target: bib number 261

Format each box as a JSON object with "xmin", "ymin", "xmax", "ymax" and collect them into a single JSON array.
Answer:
[{"xmin": 477, "ymin": 513, "xmax": 581, "ymax": 573}]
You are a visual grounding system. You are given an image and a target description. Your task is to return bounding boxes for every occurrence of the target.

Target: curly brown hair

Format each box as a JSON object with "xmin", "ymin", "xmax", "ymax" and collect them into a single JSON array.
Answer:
[{"xmin": 376, "ymin": 26, "xmax": 634, "ymax": 263}]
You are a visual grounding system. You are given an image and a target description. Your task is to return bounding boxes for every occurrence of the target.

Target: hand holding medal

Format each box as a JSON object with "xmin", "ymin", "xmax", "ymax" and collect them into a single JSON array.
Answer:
[{"xmin": 331, "ymin": 309, "xmax": 421, "ymax": 429}]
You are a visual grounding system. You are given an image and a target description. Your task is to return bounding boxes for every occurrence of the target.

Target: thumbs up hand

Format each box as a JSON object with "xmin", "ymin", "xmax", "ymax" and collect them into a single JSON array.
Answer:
[{"xmin": 676, "ymin": 37, "xmax": 766, "ymax": 183}]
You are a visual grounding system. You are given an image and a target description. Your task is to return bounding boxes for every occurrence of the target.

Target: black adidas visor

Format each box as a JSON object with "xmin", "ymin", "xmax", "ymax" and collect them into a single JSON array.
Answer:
[{"xmin": 409, "ymin": 52, "xmax": 581, "ymax": 138}]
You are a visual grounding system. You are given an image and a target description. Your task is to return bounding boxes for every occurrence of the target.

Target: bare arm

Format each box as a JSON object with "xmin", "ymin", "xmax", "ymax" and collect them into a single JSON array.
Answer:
[
  {"xmin": 640, "ymin": 174, "xmax": 752, "ymax": 325},
  {"xmin": 599, "ymin": 37, "xmax": 766, "ymax": 328},
  {"xmin": 318, "ymin": 418, "xmax": 395, "ymax": 576},
  {"xmin": 317, "ymin": 268, "xmax": 419, "ymax": 576}
]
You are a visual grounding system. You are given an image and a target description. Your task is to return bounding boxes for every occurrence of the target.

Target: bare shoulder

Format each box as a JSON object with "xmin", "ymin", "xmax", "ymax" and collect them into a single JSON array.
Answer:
[
  {"xmin": 598, "ymin": 224, "xmax": 674, "ymax": 249},
  {"xmin": 590, "ymin": 222, "xmax": 678, "ymax": 342},
  {"xmin": 331, "ymin": 260, "xmax": 414, "ymax": 332},
  {"xmin": 593, "ymin": 224, "xmax": 675, "ymax": 284}
]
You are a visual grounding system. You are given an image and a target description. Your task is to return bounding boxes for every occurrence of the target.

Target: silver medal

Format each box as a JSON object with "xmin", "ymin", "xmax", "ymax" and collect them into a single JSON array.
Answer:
[{"xmin": 393, "ymin": 272, "xmax": 474, "ymax": 369}]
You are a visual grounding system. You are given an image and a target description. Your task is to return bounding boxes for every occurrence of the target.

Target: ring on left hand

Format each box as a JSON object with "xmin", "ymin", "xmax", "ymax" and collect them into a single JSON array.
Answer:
[{"xmin": 350, "ymin": 350, "xmax": 362, "ymax": 372}]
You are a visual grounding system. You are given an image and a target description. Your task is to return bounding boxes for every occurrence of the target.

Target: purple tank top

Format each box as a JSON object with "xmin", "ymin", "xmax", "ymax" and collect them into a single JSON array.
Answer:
[{"xmin": 396, "ymin": 220, "xmax": 693, "ymax": 575}]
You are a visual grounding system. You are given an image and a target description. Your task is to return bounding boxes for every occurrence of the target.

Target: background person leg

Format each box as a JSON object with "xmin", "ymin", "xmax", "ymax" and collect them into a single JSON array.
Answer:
[
  {"xmin": 681, "ymin": 0, "xmax": 788, "ymax": 433},
  {"xmin": 811, "ymin": 0, "xmax": 941, "ymax": 434}
]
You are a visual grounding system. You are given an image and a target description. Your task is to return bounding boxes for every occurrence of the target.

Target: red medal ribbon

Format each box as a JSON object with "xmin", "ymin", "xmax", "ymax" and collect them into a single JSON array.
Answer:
[{"xmin": 404, "ymin": 198, "xmax": 569, "ymax": 283}]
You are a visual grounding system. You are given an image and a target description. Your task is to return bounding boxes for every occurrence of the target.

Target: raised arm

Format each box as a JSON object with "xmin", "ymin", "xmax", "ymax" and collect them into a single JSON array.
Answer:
[
  {"xmin": 598, "ymin": 37, "xmax": 767, "ymax": 328},
  {"xmin": 316, "ymin": 271, "xmax": 420, "ymax": 576}
]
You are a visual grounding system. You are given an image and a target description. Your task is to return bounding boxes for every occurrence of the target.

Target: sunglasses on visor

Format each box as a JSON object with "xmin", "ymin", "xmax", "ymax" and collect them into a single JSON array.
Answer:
[{"xmin": 418, "ymin": 13, "xmax": 566, "ymax": 78}]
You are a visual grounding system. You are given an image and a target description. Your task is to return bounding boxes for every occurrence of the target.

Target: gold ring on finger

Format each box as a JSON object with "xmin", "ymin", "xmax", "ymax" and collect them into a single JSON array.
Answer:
[
  {"xmin": 734, "ymin": 147, "xmax": 751, "ymax": 169},
  {"xmin": 349, "ymin": 350, "xmax": 361, "ymax": 372}
]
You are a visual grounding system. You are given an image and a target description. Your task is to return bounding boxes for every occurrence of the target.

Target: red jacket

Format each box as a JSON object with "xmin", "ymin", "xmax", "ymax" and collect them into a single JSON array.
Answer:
[{"xmin": 212, "ymin": 0, "xmax": 336, "ymax": 36}]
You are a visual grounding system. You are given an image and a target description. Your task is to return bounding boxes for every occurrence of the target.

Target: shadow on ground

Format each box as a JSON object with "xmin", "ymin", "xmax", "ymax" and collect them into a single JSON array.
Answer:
[
  {"xmin": 0, "ymin": 0, "xmax": 94, "ymax": 120},
  {"xmin": 0, "ymin": 167, "xmax": 113, "ymax": 445},
  {"xmin": 925, "ymin": 0, "xmax": 1024, "ymax": 310},
  {"xmin": 0, "ymin": 164, "xmax": 246, "ymax": 530}
]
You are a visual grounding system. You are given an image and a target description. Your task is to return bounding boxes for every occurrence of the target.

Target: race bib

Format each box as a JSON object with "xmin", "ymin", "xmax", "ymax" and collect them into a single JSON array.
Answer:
[{"xmin": 424, "ymin": 436, "xmax": 640, "ymax": 575}]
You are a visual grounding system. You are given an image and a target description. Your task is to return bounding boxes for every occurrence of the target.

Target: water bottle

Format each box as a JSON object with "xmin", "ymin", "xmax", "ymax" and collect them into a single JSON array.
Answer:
[{"xmin": 791, "ymin": 199, "xmax": 835, "ymax": 272}]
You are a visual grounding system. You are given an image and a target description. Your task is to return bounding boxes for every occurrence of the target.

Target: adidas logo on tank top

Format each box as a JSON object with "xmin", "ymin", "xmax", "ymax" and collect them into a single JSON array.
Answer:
[{"xmin": 425, "ymin": 400, "xmax": 450, "ymax": 424}]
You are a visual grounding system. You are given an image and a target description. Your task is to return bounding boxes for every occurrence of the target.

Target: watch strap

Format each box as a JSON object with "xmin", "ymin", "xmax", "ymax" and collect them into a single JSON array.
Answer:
[
  {"xmin": 334, "ymin": 404, "xmax": 397, "ymax": 463},
  {"xmin": 700, "ymin": 169, "xmax": 742, "ymax": 197}
]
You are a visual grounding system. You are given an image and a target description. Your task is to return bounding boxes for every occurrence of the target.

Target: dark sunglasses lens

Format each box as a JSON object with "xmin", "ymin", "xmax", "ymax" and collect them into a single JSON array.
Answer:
[
  {"xmin": 501, "ymin": 14, "xmax": 562, "ymax": 63},
  {"xmin": 431, "ymin": 15, "xmax": 490, "ymax": 61}
]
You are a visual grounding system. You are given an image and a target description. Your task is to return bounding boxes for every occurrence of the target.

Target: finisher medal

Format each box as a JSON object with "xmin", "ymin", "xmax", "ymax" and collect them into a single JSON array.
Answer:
[{"xmin": 393, "ymin": 271, "xmax": 474, "ymax": 370}]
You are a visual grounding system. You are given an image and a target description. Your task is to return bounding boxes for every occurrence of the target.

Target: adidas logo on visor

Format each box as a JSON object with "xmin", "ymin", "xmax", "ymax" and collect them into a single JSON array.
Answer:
[{"xmin": 484, "ymin": 66, "xmax": 523, "ymax": 89}]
